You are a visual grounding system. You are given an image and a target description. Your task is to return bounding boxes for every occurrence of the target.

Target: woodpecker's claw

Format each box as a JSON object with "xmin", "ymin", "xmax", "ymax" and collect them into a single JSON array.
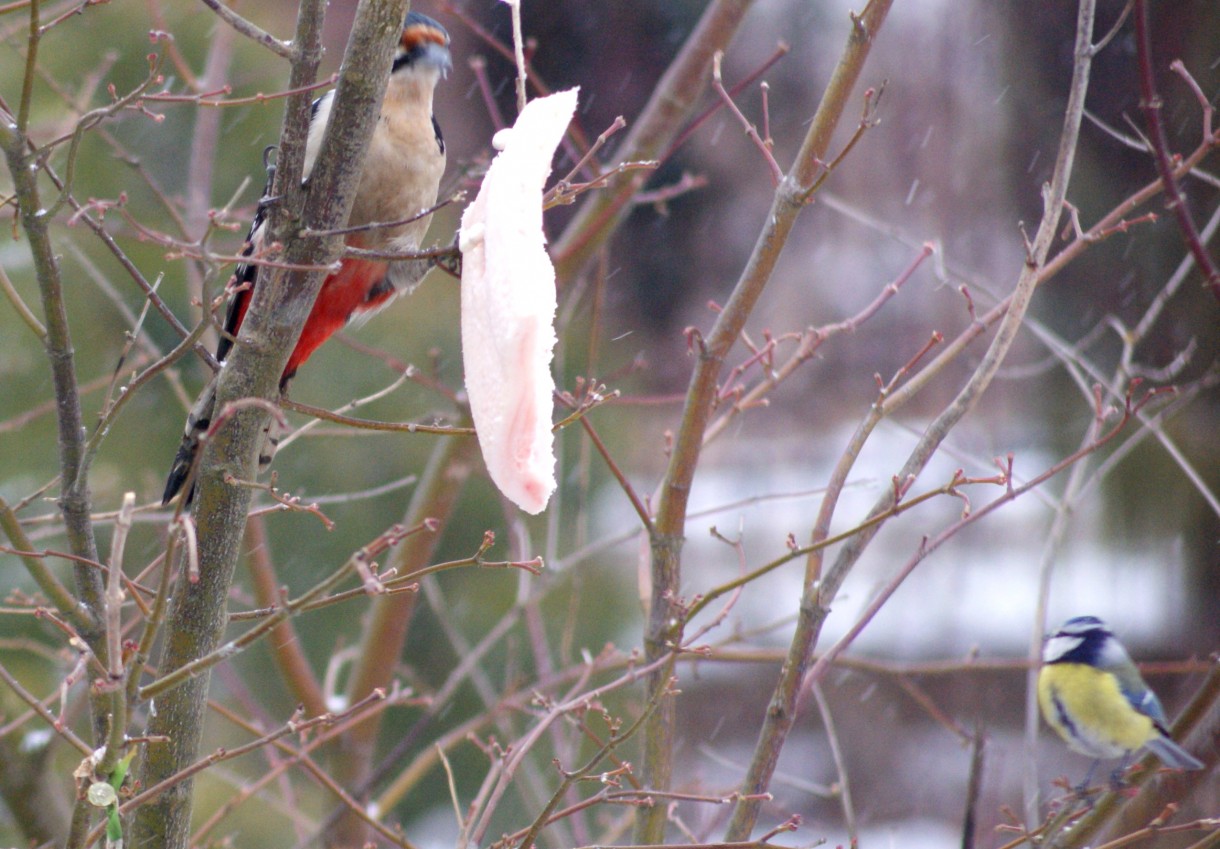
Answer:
[{"xmin": 434, "ymin": 240, "xmax": 462, "ymax": 278}]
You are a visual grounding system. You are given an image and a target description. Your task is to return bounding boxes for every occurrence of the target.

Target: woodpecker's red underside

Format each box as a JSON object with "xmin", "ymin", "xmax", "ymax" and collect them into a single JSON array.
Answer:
[{"xmin": 227, "ymin": 246, "xmax": 391, "ymax": 384}]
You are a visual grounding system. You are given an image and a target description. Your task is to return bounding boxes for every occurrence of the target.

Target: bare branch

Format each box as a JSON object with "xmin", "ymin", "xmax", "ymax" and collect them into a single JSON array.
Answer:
[
  {"xmin": 197, "ymin": 0, "xmax": 293, "ymax": 59},
  {"xmin": 1132, "ymin": 2, "xmax": 1220, "ymax": 302}
]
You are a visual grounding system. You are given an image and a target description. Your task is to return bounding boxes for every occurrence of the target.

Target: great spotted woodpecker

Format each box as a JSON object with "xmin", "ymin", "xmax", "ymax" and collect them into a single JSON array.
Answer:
[{"xmin": 162, "ymin": 11, "xmax": 450, "ymax": 505}]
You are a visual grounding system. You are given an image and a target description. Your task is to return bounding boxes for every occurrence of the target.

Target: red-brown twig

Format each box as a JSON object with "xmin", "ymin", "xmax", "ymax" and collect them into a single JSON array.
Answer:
[
  {"xmin": 711, "ymin": 50, "xmax": 783, "ymax": 185},
  {"xmin": 1132, "ymin": 2, "xmax": 1220, "ymax": 302}
]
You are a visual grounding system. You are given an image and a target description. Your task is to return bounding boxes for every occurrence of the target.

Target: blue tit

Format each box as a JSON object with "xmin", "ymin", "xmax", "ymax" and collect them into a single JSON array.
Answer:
[{"xmin": 1038, "ymin": 615, "xmax": 1203, "ymax": 776}]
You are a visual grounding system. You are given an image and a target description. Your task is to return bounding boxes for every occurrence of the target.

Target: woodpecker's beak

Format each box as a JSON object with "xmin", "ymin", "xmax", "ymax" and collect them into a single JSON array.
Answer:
[{"xmin": 398, "ymin": 14, "xmax": 452, "ymax": 78}]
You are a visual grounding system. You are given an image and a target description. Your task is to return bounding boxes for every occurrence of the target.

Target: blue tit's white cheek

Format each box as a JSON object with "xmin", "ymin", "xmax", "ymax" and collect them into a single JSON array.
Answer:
[{"xmin": 1043, "ymin": 634, "xmax": 1083, "ymax": 663}]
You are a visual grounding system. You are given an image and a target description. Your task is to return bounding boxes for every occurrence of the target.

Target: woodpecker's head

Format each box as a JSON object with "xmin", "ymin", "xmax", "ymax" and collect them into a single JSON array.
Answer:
[{"xmin": 394, "ymin": 12, "xmax": 452, "ymax": 79}]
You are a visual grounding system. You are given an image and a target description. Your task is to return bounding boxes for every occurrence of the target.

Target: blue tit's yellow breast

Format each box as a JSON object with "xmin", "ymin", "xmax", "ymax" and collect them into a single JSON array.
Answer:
[{"xmin": 1038, "ymin": 663, "xmax": 1157, "ymax": 758}]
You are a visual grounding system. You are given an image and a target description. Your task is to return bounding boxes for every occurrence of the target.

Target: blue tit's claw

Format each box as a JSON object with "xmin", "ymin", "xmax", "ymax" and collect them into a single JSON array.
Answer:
[{"xmin": 1072, "ymin": 780, "xmax": 1097, "ymax": 802}]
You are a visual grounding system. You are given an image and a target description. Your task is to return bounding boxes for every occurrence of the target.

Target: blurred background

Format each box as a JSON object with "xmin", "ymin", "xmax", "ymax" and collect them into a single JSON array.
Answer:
[{"xmin": 1, "ymin": 0, "xmax": 1217, "ymax": 846}]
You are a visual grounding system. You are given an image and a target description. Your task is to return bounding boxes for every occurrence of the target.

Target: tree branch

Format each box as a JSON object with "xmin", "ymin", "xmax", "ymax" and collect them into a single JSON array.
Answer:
[
  {"xmin": 130, "ymin": 0, "xmax": 410, "ymax": 845},
  {"xmin": 325, "ymin": 430, "xmax": 479, "ymax": 848},
  {"xmin": 1132, "ymin": 0, "xmax": 1220, "ymax": 303},
  {"xmin": 551, "ymin": 0, "xmax": 758, "ymax": 281},
  {"xmin": 724, "ymin": 0, "xmax": 1096, "ymax": 838},
  {"xmin": 636, "ymin": 1, "xmax": 896, "ymax": 843},
  {"xmin": 0, "ymin": 33, "xmax": 110, "ymax": 746}
]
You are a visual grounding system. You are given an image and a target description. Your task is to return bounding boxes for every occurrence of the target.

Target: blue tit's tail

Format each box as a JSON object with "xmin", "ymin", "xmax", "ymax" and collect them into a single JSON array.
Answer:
[{"xmin": 1146, "ymin": 734, "xmax": 1204, "ymax": 770}]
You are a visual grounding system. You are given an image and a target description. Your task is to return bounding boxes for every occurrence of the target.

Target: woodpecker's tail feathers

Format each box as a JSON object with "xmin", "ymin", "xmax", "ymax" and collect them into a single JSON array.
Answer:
[
  {"xmin": 1146, "ymin": 734, "xmax": 1205, "ymax": 770},
  {"xmin": 162, "ymin": 377, "xmax": 290, "ymax": 505},
  {"xmin": 162, "ymin": 378, "xmax": 217, "ymax": 506}
]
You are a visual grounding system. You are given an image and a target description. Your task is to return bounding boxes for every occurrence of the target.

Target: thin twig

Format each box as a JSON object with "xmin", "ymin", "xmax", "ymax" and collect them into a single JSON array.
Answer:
[
  {"xmin": 505, "ymin": 0, "xmax": 527, "ymax": 114},
  {"xmin": 0, "ymin": 496, "xmax": 86, "ymax": 631},
  {"xmin": 0, "ymin": 661, "xmax": 92, "ymax": 754},
  {"xmin": 197, "ymin": 0, "xmax": 292, "ymax": 58},
  {"xmin": 712, "ymin": 51, "xmax": 783, "ymax": 184},
  {"xmin": 1132, "ymin": 1, "xmax": 1220, "ymax": 302}
]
